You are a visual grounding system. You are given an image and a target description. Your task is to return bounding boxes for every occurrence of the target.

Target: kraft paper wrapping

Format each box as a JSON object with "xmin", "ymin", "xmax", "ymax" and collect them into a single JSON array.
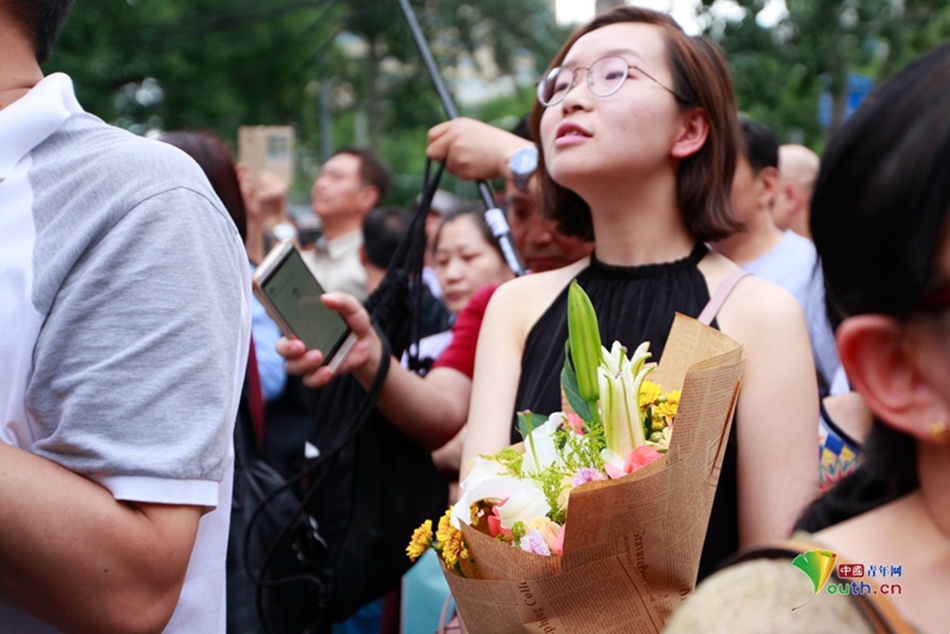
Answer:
[{"xmin": 444, "ymin": 314, "xmax": 745, "ymax": 633}]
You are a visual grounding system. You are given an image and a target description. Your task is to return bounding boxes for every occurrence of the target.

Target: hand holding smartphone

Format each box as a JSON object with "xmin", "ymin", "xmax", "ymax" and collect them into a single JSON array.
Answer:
[{"xmin": 252, "ymin": 240, "xmax": 357, "ymax": 372}]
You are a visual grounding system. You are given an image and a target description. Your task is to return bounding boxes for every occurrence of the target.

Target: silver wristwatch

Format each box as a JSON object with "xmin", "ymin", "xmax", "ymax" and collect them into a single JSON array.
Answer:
[{"xmin": 508, "ymin": 145, "xmax": 538, "ymax": 192}]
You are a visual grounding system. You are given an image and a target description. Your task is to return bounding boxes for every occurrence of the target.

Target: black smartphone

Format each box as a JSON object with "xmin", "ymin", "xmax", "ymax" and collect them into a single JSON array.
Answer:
[{"xmin": 252, "ymin": 240, "xmax": 356, "ymax": 371}]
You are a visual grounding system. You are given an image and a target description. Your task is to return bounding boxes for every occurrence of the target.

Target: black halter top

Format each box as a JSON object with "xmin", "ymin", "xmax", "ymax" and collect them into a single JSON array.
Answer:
[{"xmin": 513, "ymin": 242, "xmax": 739, "ymax": 581}]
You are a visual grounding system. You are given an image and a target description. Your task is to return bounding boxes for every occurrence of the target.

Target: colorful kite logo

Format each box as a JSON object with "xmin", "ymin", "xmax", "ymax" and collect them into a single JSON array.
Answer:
[{"xmin": 790, "ymin": 549, "xmax": 837, "ymax": 610}]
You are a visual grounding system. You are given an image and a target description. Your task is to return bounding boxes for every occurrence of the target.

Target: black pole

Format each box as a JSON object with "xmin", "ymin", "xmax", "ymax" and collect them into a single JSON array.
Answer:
[{"xmin": 396, "ymin": 0, "xmax": 526, "ymax": 277}]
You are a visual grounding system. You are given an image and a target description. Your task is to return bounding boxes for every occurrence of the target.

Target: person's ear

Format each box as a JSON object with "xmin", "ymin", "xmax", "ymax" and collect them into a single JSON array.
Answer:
[
  {"xmin": 670, "ymin": 107, "xmax": 709, "ymax": 159},
  {"xmin": 357, "ymin": 185, "xmax": 381, "ymax": 214},
  {"xmin": 837, "ymin": 315, "xmax": 949, "ymax": 442},
  {"xmin": 779, "ymin": 179, "xmax": 801, "ymax": 209},
  {"xmin": 755, "ymin": 166, "xmax": 780, "ymax": 209},
  {"xmin": 358, "ymin": 245, "xmax": 369, "ymax": 268}
]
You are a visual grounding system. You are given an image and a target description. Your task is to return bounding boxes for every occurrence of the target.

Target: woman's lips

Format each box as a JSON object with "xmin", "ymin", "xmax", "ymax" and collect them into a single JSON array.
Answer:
[
  {"xmin": 445, "ymin": 290, "xmax": 468, "ymax": 305},
  {"xmin": 554, "ymin": 121, "xmax": 592, "ymax": 147}
]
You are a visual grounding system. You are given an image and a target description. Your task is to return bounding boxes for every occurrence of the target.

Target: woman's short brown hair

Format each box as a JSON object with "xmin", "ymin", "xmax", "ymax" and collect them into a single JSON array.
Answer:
[{"xmin": 528, "ymin": 6, "xmax": 741, "ymax": 242}]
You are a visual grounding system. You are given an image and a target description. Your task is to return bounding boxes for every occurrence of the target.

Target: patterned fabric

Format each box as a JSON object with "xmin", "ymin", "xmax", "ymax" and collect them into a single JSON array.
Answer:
[{"xmin": 819, "ymin": 403, "xmax": 861, "ymax": 492}]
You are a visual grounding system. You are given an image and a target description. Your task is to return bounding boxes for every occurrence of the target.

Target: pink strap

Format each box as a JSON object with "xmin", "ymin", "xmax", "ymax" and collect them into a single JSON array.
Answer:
[
  {"xmin": 698, "ymin": 269, "xmax": 750, "ymax": 326},
  {"xmin": 437, "ymin": 593, "xmax": 459, "ymax": 634}
]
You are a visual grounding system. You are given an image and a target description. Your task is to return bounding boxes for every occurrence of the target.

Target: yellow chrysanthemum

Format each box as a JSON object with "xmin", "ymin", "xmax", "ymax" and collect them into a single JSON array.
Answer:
[
  {"xmin": 666, "ymin": 390, "xmax": 681, "ymax": 406},
  {"xmin": 639, "ymin": 381, "xmax": 663, "ymax": 408},
  {"xmin": 436, "ymin": 510, "xmax": 469, "ymax": 567},
  {"xmin": 435, "ymin": 510, "xmax": 454, "ymax": 545},
  {"xmin": 407, "ymin": 519, "xmax": 433, "ymax": 562},
  {"xmin": 655, "ymin": 402, "xmax": 678, "ymax": 424}
]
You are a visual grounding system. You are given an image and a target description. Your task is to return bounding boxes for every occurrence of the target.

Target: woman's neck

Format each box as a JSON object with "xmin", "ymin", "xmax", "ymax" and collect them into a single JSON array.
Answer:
[
  {"xmin": 580, "ymin": 170, "xmax": 695, "ymax": 266},
  {"xmin": 918, "ymin": 442, "xmax": 950, "ymax": 540}
]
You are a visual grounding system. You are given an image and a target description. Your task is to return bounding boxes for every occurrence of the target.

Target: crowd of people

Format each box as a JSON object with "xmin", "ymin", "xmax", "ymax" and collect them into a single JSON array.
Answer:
[{"xmin": 2, "ymin": 0, "xmax": 949, "ymax": 633}]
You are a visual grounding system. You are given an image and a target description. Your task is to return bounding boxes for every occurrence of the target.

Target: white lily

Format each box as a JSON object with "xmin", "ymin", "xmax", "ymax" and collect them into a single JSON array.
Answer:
[
  {"xmin": 450, "ymin": 475, "xmax": 549, "ymax": 529},
  {"xmin": 601, "ymin": 341, "xmax": 625, "ymax": 377},
  {"xmin": 462, "ymin": 456, "xmax": 510, "ymax": 490},
  {"xmin": 600, "ymin": 448, "xmax": 627, "ymax": 473},
  {"xmin": 598, "ymin": 341, "xmax": 653, "ymax": 456},
  {"xmin": 521, "ymin": 416, "xmax": 565, "ymax": 476},
  {"xmin": 496, "ymin": 483, "xmax": 552, "ymax": 530}
]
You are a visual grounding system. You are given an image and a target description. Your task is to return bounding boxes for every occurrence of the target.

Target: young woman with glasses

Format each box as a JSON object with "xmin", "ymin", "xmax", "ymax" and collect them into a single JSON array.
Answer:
[{"xmin": 461, "ymin": 6, "xmax": 819, "ymax": 580}]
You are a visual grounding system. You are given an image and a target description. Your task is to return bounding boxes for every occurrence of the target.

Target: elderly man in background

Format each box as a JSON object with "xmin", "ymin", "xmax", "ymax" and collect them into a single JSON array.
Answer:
[{"xmin": 773, "ymin": 143, "xmax": 821, "ymax": 240}]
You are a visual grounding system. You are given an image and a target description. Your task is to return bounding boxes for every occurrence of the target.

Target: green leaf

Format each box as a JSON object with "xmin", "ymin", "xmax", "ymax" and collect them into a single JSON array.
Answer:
[{"xmin": 561, "ymin": 340, "xmax": 593, "ymax": 421}]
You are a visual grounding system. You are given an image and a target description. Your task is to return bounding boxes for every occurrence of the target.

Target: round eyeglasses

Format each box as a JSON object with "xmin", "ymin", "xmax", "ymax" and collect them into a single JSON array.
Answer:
[{"xmin": 536, "ymin": 55, "xmax": 688, "ymax": 107}]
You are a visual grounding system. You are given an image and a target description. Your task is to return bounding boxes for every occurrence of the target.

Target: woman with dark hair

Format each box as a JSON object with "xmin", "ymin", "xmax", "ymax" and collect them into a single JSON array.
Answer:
[
  {"xmin": 460, "ymin": 5, "xmax": 819, "ymax": 580},
  {"xmin": 161, "ymin": 131, "xmax": 247, "ymax": 239},
  {"xmin": 432, "ymin": 203, "xmax": 515, "ymax": 314},
  {"xmin": 665, "ymin": 43, "xmax": 950, "ymax": 633}
]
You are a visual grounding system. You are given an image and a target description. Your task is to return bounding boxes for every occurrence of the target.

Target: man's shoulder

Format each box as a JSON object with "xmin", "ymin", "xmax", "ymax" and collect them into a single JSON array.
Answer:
[
  {"xmin": 39, "ymin": 114, "xmax": 217, "ymax": 204},
  {"xmin": 29, "ymin": 114, "xmax": 232, "ymax": 260},
  {"xmin": 745, "ymin": 231, "xmax": 818, "ymax": 288},
  {"xmin": 772, "ymin": 229, "xmax": 818, "ymax": 263}
]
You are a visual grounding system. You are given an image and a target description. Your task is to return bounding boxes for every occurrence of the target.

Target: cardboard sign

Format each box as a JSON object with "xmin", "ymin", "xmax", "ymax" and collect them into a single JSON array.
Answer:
[{"xmin": 238, "ymin": 125, "xmax": 295, "ymax": 186}]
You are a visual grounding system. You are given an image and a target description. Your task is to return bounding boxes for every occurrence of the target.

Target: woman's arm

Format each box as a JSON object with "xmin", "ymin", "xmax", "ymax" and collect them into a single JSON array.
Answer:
[
  {"xmin": 278, "ymin": 293, "xmax": 470, "ymax": 452},
  {"xmin": 459, "ymin": 280, "xmax": 534, "ymax": 475},
  {"xmin": 718, "ymin": 278, "xmax": 820, "ymax": 546}
]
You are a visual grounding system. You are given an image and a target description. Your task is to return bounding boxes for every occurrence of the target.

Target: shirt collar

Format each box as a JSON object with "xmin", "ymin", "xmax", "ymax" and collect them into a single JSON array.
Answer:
[
  {"xmin": 317, "ymin": 229, "xmax": 363, "ymax": 260},
  {"xmin": 0, "ymin": 73, "xmax": 83, "ymax": 180}
]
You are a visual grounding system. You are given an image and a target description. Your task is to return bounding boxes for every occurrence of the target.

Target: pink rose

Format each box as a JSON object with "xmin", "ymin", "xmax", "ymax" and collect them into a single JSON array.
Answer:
[
  {"xmin": 604, "ymin": 446, "xmax": 663, "ymax": 479},
  {"xmin": 487, "ymin": 499, "xmax": 513, "ymax": 538},
  {"xmin": 564, "ymin": 412, "xmax": 585, "ymax": 435}
]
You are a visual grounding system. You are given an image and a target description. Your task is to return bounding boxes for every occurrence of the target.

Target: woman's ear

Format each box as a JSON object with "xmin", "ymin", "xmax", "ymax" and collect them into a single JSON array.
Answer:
[
  {"xmin": 670, "ymin": 107, "xmax": 709, "ymax": 159},
  {"xmin": 837, "ymin": 315, "xmax": 949, "ymax": 442}
]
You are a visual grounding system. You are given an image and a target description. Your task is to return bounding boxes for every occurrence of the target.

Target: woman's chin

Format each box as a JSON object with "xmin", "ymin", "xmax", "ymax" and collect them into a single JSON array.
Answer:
[{"xmin": 550, "ymin": 167, "xmax": 597, "ymax": 199}]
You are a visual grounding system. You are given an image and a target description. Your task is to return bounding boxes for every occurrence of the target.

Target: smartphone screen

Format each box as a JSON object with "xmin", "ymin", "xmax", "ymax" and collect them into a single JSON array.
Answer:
[{"xmin": 256, "ymin": 246, "xmax": 350, "ymax": 354}]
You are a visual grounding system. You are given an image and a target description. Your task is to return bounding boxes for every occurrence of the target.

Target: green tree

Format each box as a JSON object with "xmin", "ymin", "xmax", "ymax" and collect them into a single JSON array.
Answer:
[
  {"xmin": 46, "ymin": 0, "xmax": 566, "ymax": 203},
  {"xmin": 703, "ymin": 0, "xmax": 950, "ymax": 145}
]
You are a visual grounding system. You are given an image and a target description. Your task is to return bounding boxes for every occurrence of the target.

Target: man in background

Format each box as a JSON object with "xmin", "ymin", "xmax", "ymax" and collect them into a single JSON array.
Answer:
[
  {"xmin": 773, "ymin": 143, "xmax": 821, "ymax": 240},
  {"xmin": 303, "ymin": 147, "xmax": 391, "ymax": 302},
  {"xmin": 0, "ymin": 1, "xmax": 249, "ymax": 632},
  {"xmin": 712, "ymin": 120, "xmax": 839, "ymax": 393}
]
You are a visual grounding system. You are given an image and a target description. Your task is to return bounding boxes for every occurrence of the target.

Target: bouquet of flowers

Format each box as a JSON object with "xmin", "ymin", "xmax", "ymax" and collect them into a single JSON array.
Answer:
[{"xmin": 408, "ymin": 282, "xmax": 746, "ymax": 633}]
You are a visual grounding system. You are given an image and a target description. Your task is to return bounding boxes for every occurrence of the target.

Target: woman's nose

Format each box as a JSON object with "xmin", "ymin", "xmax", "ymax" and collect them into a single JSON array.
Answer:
[
  {"xmin": 560, "ymin": 74, "xmax": 593, "ymax": 113},
  {"xmin": 444, "ymin": 258, "xmax": 465, "ymax": 281}
]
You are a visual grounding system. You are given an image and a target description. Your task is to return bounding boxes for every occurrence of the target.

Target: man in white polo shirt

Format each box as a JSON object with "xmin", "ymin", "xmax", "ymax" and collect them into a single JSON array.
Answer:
[
  {"xmin": 302, "ymin": 147, "xmax": 391, "ymax": 302},
  {"xmin": 0, "ymin": 2, "xmax": 250, "ymax": 632}
]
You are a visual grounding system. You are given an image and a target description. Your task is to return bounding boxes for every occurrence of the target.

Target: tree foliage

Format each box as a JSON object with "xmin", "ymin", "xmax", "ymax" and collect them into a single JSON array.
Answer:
[
  {"xmin": 46, "ymin": 0, "xmax": 567, "ymax": 201},
  {"xmin": 702, "ymin": 0, "xmax": 950, "ymax": 145}
]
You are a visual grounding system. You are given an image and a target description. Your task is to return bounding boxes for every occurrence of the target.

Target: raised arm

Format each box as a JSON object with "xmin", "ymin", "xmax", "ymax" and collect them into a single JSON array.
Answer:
[
  {"xmin": 426, "ymin": 117, "xmax": 532, "ymax": 182},
  {"xmin": 719, "ymin": 278, "xmax": 820, "ymax": 546}
]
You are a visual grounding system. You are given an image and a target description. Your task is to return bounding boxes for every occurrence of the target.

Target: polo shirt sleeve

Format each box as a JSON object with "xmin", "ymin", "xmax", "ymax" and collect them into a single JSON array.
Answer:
[{"xmin": 26, "ymin": 185, "xmax": 250, "ymax": 508}]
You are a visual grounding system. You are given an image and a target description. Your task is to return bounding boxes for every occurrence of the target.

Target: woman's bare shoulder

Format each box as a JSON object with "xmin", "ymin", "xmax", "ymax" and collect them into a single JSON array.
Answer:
[
  {"xmin": 699, "ymin": 251, "xmax": 805, "ymax": 340},
  {"xmin": 487, "ymin": 256, "xmax": 589, "ymax": 322}
]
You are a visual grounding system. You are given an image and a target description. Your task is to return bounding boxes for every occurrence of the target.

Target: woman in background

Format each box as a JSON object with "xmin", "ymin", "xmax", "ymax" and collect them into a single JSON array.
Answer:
[{"xmin": 665, "ymin": 42, "xmax": 950, "ymax": 633}]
